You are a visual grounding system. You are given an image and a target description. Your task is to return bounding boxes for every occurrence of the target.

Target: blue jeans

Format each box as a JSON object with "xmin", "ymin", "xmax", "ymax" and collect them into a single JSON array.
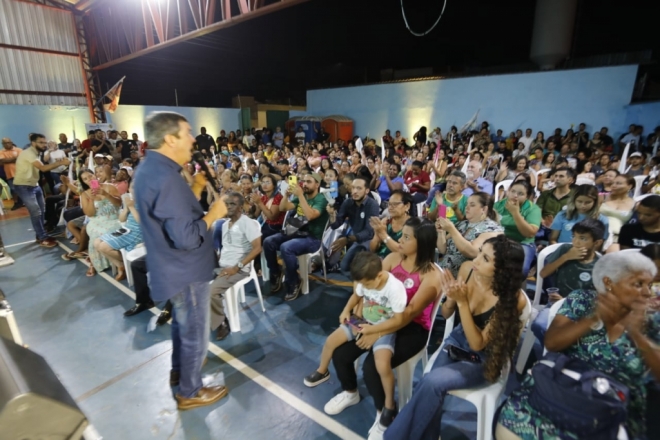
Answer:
[
  {"xmin": 170, "ymin": 281, "xmax": 211, "ymax": 398},
  {"xmin": 531, "ymin": 305, "xmax": 551, "ymax": 359},
  {"xmin": 521, "ymin": 242, "xmax": 536, "ymax": 277},
  {"xmin": 263, "ymin": 233, "xmax": 321, "ymax": 290},
  {"xmin": 14, "ymin": 185, "xmax": 47, "ymax": 240},
  {"xmin": 340, "ymin": 241, "xmax": 370, "ymax": 278},
  {"xmin": 384, "ymin": 325, "xmax": 487, "ymax": 440}
]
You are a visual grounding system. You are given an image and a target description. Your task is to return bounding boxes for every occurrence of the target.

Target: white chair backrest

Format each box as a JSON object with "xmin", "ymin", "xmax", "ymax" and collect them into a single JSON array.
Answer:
[
  {"xmin": 546, "ymin": 298, "xmax": 566, "ymax": 331},
  {"xmin": 633, "ymin": 175, "xmax": 647, "ymax": 198},
  {"xmin": 494, "ymin": 179, "xmax": 513, "ymax": 202},
  {"xmin": 371, "ymin": 191, "xmax": 382, "ymax": 206},
  {"xmin": 635, "ymin": 193, "xmax": 656, "ymax": 203},
  {"xmin": 533, "ymin": 243, "xmax": 564, "ymax": 308},
  {"xmin": 619, "ymin": 248, "xmax": 641, "ymax": 254},
  {"xmin": 575, "ymin": 177, "xmax": 595, "ymax": 186}
]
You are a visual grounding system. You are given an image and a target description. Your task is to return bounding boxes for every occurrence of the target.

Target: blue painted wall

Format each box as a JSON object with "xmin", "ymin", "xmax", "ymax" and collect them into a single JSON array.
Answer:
[
  {"xmin": 306, "ymin": 65, "xmax": 643, "ymax": 143},
  {"xmin": 0, "ymin": 105, "xmax": 90, "ymax": 146},
  {"xmin": 107, "ymin": 105, "xmax": 240, "ymax": 139},
  {"xmin": 624, "ymin": 102, "xmax": 660, "ymax": 132},
  {"xmin": 0, "ymin": 104, "xmax": 241, "ymax": 145}
]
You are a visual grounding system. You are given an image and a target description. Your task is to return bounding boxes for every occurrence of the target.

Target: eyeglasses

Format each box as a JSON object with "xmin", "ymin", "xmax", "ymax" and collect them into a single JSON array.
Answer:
[{"xmin": 387, "ymin": 201, "xmax": 403, "ymax": 207}]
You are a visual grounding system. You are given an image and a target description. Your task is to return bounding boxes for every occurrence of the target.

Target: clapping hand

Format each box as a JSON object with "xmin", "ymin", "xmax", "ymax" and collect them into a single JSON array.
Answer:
[
  {"xmin": 249, "ymin": 192, "xmax": 262, "ymax": 205},
  {"xmin": 499, "ymin": 161, "xmax": 508, "ymax": 172},
  {"xmin": 434, "ymin": 190, "xmax": 444, "ymax": 206},
  {"xmin": 439, "ymin": 270, "xmax": 468, "ymax": 305},
  {"xmin": 370, "ymin": 216, "xmax": 387, "ymax": 237},
  {"xmin": 435, "ymin": 216, "xmax": 454, "ymax": 232}
]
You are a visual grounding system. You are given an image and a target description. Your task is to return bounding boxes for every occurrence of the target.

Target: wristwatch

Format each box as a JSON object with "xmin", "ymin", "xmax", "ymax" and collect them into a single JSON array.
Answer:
[
  {"xmin": 383, "ymin": 236, "xmax": 391, "ymax": 243},
  {"xmin": 237, "ymin": 262, "xmax": 244, "ymax": 269}
]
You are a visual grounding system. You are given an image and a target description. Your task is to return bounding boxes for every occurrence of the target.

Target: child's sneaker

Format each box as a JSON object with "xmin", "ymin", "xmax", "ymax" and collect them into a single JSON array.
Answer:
[
  {"xmin": 303, "ymin": 370, "xmax": 330, "ymax": 387},
  {"xmin": 368, "ymin": 406, "xmax": 398, "ymax": 440}
]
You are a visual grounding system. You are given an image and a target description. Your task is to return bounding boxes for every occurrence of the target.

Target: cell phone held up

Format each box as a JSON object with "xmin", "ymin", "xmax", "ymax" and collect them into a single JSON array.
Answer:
[
  {"xmin": 438, "ymin": 204, "xmax": 447, "ymax": 219},
  {"xmin": 288, "ymin": 175, "xmax": 297, "ymax": 187},
  {"xmin": 90, "ymin": 179, "xmax": 100, "ymax": 192}
]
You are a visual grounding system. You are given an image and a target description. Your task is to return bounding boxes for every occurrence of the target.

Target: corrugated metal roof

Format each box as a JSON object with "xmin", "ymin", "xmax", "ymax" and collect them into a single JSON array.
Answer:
[
  {"xmin": 0, "ymin": 48, "xmax": 86, "ymax": 106},
  {"xmin": 0, "ymin": 0, "xmax": 85, "ymax": 106},
  {"xmin": 0, "ymin": 0, "xmax": 78, "ymax": 53}
]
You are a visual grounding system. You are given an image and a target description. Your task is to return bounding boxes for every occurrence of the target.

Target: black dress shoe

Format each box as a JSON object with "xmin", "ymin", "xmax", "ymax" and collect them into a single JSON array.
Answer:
[
  {"xmin": 156, "ymin": 309, "xmax": 171, "ymax": 326},
  {"xmin": 123, "ymin": 302, "xmax": 155, "ymax": 317}
]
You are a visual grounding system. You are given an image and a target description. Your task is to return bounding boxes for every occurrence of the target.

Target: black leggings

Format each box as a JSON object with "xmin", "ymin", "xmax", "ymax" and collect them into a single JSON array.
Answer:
[{"xmin": 331, "ymin": 321, "xmax": 428, "ymax": 411}]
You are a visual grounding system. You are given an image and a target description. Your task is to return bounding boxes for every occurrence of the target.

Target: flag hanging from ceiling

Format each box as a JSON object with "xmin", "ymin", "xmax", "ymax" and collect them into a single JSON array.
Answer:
[{"xmin": 96, "ymin": 76, "xmax": 125, "ymax": 114}]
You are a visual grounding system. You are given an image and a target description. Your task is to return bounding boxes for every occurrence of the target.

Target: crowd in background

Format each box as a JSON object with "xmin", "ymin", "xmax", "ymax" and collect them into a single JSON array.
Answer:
[{"xmin": 1, "ymin": 117, "xmax": 659, "ymax": 440}]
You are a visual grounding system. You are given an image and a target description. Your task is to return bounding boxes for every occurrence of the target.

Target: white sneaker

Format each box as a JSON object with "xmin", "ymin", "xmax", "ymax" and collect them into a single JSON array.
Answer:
[
  {"xmin": 323, "ymin": 391, "xmax": 360, "ymax": 415},
  {"xmin": 367, "ymin": 422, "xmax": 387, "ymax": 440},
  {"xmin": 368, "ymin": 412, "xmax": 380, "ymax": 435}
]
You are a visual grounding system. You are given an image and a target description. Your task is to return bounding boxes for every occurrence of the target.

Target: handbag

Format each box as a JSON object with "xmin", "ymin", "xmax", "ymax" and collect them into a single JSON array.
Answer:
[
  {"xmin": 528, "ymin": 352, "xmax": 629, "ymax": 440},
  {"xmin": 283, "ymin": 215, "xmax": 309, "ymax": 237}
]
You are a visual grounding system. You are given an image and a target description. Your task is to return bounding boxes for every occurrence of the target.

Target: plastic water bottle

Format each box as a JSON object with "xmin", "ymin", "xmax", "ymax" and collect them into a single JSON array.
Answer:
[{"xmin": 330, "ymin": 181, "xmax": 338, "ymax": 199}]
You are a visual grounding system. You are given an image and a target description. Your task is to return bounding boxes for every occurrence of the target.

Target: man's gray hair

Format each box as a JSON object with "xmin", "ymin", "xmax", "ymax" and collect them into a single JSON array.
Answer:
[
  {"xmin": 144, "ymin": 111, "xmax": 187, "ymax": 150},
  {"xmin": 469, "ymin": 159, "xmax": 483, "ymax": 170},
  {"xmin": 449, "ymin": 170, "xmax": 467, "ymax": 185},
  {"xmin": 226, "ymin": 191, "xmax": 245, "ymax": 208},
  {"xmin": 592, "ymin": 251, "xmax": 657, "ymax": 293}
]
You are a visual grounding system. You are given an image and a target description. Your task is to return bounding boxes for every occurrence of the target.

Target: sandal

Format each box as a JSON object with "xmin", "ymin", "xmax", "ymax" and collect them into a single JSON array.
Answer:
[
  {"xmin": 114, "ymin": 268, "xmax": 126, "ymax": 281},
  {"xmin": 62, "ymin": 253, "xmax": 74, "ymax": 261},
  {"xmin": 69, "ymin": 252, "xmax": 87, "ymax": 259},
  {"xmin": 70, "ymin": 238, "xmax": 79, "ymax": 245},
  {"xmin": 86, "ymin": 267, "xmax": 96, "ymax": 277}
]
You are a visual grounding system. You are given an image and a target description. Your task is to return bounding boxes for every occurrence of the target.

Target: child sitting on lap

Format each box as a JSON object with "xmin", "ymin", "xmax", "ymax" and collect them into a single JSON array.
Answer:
[{"xmin": 304, "ymin": 252, "xmax": 407, "ymax": 426}]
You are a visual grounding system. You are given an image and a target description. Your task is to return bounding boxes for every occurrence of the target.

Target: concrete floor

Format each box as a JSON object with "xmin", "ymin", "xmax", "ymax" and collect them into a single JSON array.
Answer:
[{"xmin": 0, "ymin": 216, "xmax": 478, "ymax": 440}]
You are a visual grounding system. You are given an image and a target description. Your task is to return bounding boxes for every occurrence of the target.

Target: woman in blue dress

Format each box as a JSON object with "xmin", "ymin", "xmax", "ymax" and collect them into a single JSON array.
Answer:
[{"xmin": 95, "ymin": 181, "xmax": 143, "ymax": 281}]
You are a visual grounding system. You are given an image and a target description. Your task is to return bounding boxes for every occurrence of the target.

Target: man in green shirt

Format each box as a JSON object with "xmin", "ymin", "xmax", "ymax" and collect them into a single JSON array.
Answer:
[
  {"xmin": 14, "ymin": 133, "xmax": 70, "ymax": 248},
  {"xmin": 535, "ymin": 168, "xmax": 575, "ymax": 241},
  {"xmin": 263, "ymin": 172, "xmax": 329, "ymax": 301},
  {"xmin": 427, "ymin": 170, "xmax": 468, "ymax": 224}
]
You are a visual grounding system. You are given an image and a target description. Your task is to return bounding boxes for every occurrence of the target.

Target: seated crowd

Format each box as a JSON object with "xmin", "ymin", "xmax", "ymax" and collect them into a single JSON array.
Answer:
[{"xmin": 2, "ymin": 120, "xmax": 659, "ymax": 440}]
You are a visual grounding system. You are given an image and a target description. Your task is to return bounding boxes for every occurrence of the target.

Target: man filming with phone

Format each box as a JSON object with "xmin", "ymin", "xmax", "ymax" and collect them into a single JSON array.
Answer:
[
  {"xmin": 263, "ymin": 172, "xmax": 329, "ymax": 301},
  {"xmin": 14, "ymin": 133, "xmax": 70, "ymax": 248}
]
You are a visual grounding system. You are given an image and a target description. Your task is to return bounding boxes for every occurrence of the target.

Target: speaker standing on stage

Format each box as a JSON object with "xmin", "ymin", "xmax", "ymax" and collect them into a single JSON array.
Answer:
[{"xmin": 134, "ymin": 112, "xmax": 228, "ymax": 410}]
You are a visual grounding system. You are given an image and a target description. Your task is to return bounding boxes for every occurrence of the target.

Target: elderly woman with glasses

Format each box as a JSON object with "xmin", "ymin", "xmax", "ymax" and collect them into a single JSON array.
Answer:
[
  {"xmin": 370, "ymin": 190, "xmax": 412, "ymax": 259},
  {"xmin": 497, "ymin": 251, "xmax": 660, "ymax": 440}
]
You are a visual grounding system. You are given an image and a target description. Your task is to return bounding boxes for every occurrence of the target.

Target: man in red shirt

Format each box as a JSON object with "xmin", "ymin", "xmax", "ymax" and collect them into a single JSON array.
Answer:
[
  {"xmin": 79, "ymin": 130, "xmax": 95, "ymax": 161},
  {"xmin": 403, "ymin": 160, "xmax": 431, "ymax": 205}
]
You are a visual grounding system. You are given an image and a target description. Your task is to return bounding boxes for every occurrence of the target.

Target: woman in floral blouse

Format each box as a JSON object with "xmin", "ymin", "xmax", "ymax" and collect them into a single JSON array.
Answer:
[
  {"xmin": 436, "ymin": 192, "xmax": 503, "ymax": 277},
  {"xmin": 497, "ymin": 251, "xmax": 660, "ymax": 440}
]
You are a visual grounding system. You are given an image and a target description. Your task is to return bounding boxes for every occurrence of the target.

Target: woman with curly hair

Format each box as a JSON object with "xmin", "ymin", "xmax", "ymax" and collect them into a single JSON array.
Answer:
[{"xmin": 384, "ymin": 235, "xmax": 528, "ymax": 440}]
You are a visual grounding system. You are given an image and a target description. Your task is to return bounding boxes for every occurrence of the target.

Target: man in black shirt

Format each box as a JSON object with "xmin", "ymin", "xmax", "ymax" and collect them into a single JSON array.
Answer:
[
  {"xmin": 57, "ymin": 133, "xmax": 72, "ymax": 153},
  {"xmin": 116, "ymin": 130, "xmax": 137, "ymax": 160},
  {"xmin": 315, "ymin": 126, "xmax": 329, "ymax": 143},
  {"xmin": 216, "ymin": 129, "xmax": 228, "ymax": 146},
  {"xmin": 277, "ymin": 159, "xmax": 291, "ymax": 180},
  {"xmin": 91, "ymin": 129, "xmax": 111, "ymax": 156},
  {"xmin": 195, "ymin": 127, "xmax": 216, "ymax": 151},
  {"xmin": 619, "ymin": 195, "xmax": 660, "ymax": 250}
]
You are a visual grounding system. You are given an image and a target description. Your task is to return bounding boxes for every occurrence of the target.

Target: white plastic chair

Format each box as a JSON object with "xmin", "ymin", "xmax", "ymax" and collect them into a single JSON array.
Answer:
[
  {"xmin": 395, "ymin": 294, "xmax": 443, "ymax": 408},
  {"xmin": 296, "ymin": 220, "xmax": 329, "ymax": 295},
  {"xmin": 634, "ymin": 193, "xmax": 655, "ymax": 203},
  {"xmin": 515, "ymin": 242, "xmax": 562, "ymax": 374},
  {"xmin": 633, "ymin": 175, "xmax": 647, "ymax": 198},
  {"xmin": 426, "ymin": 292, "xmax": 532, "ymax": 440},
  {"xmin": 494, "ymin": 179, "xmax": 513, "ymax": 202},
  {"xmin": 575, "ymin": 177, "xmax": 595, "ymax": 186},
  {"xmin": 416, "ymin": 201, "xmax": 426, "ymax": 217},
  {"xmin": 543, "ymin": 298, "xmax": 566, "ymax": 356},
  {"xmin": 224, "ymin": 261, "xmax": 266, "ymax": 333},
  {"xmin": 535, "ymin": 169, "xmax": 550, "ymax": 190},
  {"xmin": 119, "ymin": 244, "xmax": 146, "ymax": 287},
  {"xmin": 371, "ymin": 191, "xmax": 381, "ymax": 207}
]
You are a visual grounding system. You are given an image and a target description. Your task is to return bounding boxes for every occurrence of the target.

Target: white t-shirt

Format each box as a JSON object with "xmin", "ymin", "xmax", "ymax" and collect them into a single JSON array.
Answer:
[
  {"xmin": 242, "ymin": 134, "xmax": 255, "ymax": 147},
  {"xmin": 295, "ymin": 132, "xmax": 306, "ymax": 145},
  {"xmin": 519, "ymin": 135, "xmax": 533, "ymax": 150},
  {"xmin": 356, "ymin": 273, "xmax": 407, "ymax": 325},
  {"xmin": 219, "ymin": 215, "xmax": 261, "ymax": 269},
  {"xmin": 47, "ymin": 149, "xmax": 67, "ymax": 173}
]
